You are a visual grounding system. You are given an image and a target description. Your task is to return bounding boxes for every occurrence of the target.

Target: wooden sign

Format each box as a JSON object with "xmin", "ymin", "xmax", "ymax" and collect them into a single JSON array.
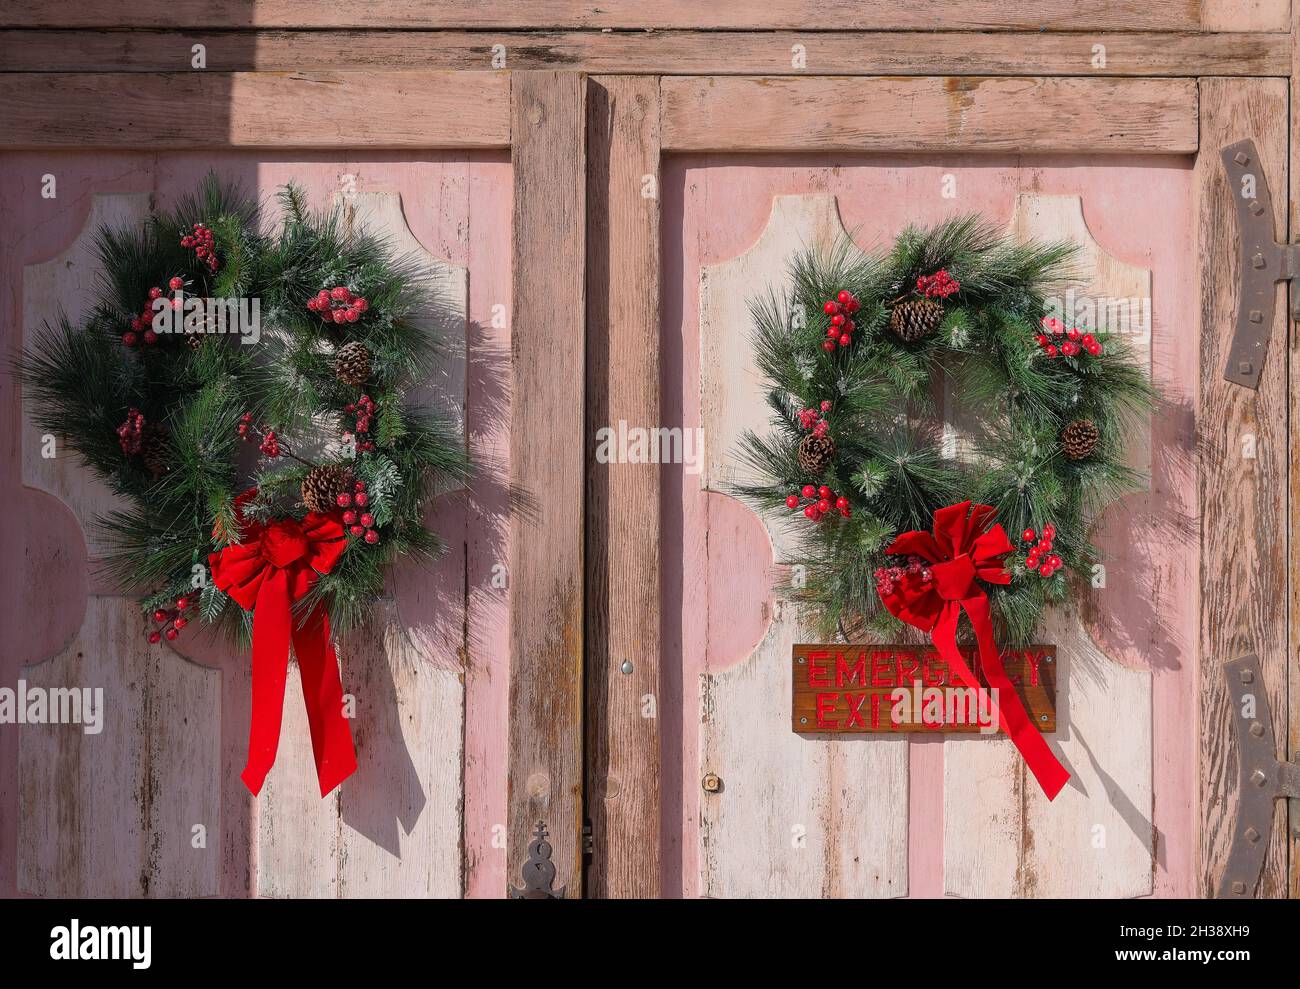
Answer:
[{"xmin": 792, "ymin": 644, "xmax": 1057, "ymax": 734}]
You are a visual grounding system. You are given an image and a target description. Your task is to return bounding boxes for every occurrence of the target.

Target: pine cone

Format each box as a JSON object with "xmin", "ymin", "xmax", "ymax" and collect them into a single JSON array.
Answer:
[
  {"xmin": 889, "ymin": 299, "xmax": 944, "ymax": 343},
  {"xmin": 1060, "ymin": 418, "xmax": 1100, "ymax": 460},
  {"xmin": 798, "ymin": 434, "xmax": 836, "ymax": 476},
  {"xmin": 334, "ymin": 341, "xmax": 372, "ymax": 387},
  {"xmin": 140, "ymin": 425, "xmax": 170, "ymax": 478},
  {"xmin": 301, "ymin": 464, "xmax": 354, "ymax": 514}
]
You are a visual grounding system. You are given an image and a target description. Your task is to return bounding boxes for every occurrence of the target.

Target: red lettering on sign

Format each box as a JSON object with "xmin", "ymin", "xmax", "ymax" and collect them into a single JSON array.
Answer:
[
  {"xmin": 896, "ymin": 652, "xmax": 919, "ymax": 687},
  {"xmin": 836, "ymin": 651, "xmax": 867, "ymax": 688},
  {"xmin": 1024, "ymin": 650, "xmax": 1042, "ymax": 687},
  {"xmin": 807, "ymin": 650, "xmax": 832, "ymax": 688},
  {"xmin": 870, "ymin": 692, "xmax": 882, "ymax": 729},
  {"xmin": 871, "ymin": 651, "xmax": 894, "ymax": 687},
  {"xmin": 815, "ymin": 692, "xmax": 839, "ymax": 728},
  {"xmin": 843, "ymin": 692, "xmax": 868, "ymax": 728}
]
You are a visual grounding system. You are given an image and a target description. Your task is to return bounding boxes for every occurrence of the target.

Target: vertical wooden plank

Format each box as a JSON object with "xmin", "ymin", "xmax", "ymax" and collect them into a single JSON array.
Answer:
[
  {"xmin": 507, "ymin": 70, "xmax": 587, "ymax": 896},
  {"xmin": 14, "ymin": 186, "xmax": 223, "ymax": 898},
  {"xmin": 1198, "ymin": 77, "xmax": 1289, "ymax": 898},
  {"xmin": 254, "ymin": 184, "xmax": 469, "ymax": 899},
  {"xmin": 944, "ymin": 194, "xmax": 1158, "ymax": 898},
  {"xmin": 697, "ymin": 195, "xmax": 909, "ymax": 898},
  {"xmin": 584, "ymin": 76, "xmax": 661, "ymax": 898},
  {"xmin": 1289, "ymin": 0, "xmax": 1300, "ymax": 902}
]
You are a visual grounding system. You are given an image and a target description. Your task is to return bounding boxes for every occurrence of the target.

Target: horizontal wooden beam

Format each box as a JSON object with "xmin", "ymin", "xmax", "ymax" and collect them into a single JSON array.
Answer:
[
  {"xmin": 0, "ymin": 0, "xmax": 1287, "ymax": 31},
  {"xmin": 0, "ymin": 71, "xmax": 511, "ymax": 149},
  {"xmin": 661, "ymin": 76, "xmax": 1199, "ymax": 153},
  {"xmin": 0, "ymin": 31, "xmax": 1287, "ymax": 77}
]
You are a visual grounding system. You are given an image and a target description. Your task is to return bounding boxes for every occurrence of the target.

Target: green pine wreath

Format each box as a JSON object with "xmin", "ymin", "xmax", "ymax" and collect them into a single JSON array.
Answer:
[
  {"xmin": 737, "ymin": 216, "xmax": 1155, "ymax": 646},
  {"xmin": 20, "ymin": 174, "xmax": 471, "ymax": 644}
]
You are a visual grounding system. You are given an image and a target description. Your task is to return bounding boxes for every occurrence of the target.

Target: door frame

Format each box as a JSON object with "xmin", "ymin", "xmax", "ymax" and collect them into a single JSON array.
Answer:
[
  {"xmin": 1, "ymin": 38, "xmax": 1294, "ymax": 898},
  {"xmin": 584, "ymin": 72, "xmax": 1290, "ymax": 898}
]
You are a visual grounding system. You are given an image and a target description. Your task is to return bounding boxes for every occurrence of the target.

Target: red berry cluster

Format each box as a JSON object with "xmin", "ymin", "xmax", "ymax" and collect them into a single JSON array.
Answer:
[
  {"xmin": 338, "ymin": 479, "xmax": 380, "ymax": 544},
  {"xmin": 180, "ymin": 222, "xmax": 218, "ymax": 273},
  {"xmin": 307, "ymin": 286, "xmax": 370, "ymax": 325},
  {"xmin": 237, "ymin": 412, "xmax": 281, "ymax": 457},
  {"xmin": 1035, "ymin": 317, "xmax": 1103, "ymax": 359},
  {"xmin": 796, "ymin": 399, "xmax": 833, "ymax": 438},
  {"xmin": 124, "ymin": 277, "xmax": 185, "ymax": 347},
  {"xmin": 874, "ymin": 555, "xmax": 934, "ymax": 596},
  {"xmin": 916, "ymin": 269, "xmax": 960, "ymax": 299},
  {"xmin": 147, "ymin": 595, "xmax": 194, "ymax": 643},
  {"xmin": 785, "ymin": 483, "xmax": 851, "ymax": 522},
  {"xmin": 821, "ymin": 290, "xmax": 860, "ymax": 353},
  {"xmin": 344, "ymin": 394, "xmax": 377, "ymax": 453},
  {"xmin": 1021, "ymin": 523, "xmax": 1062, "ymax": 578},
  {"xmin": 117, "ymin": 408, "xmax": 145, "ymax": 456}
]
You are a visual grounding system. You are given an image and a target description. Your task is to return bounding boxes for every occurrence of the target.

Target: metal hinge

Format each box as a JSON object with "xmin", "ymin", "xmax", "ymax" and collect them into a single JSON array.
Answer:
[
  {"xmin": 1219, "ymin": 140, "xmax": 1299, "ymax": 391},
  {"xmin": 1216, "ymin": 655, "xmax": 1300, "ymax": 898}
]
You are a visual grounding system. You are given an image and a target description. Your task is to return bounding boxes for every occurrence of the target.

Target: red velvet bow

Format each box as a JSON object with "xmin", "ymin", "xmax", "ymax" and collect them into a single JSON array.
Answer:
[
  {"xmin": 877, "ymin": 501, "xmax": 1070, "ymax": 800},
  {"xmin": 209, "ymin": 490, "xmax": 358, "ymax": 797}
]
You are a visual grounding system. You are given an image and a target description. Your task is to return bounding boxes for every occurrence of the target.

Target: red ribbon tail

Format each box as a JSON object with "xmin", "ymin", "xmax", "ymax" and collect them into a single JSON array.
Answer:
[
  {"xmin": 934, "ymin": 597, "xmax": 1070, "ymax": 801},
  {"xmin": 291, "ymin": 605, "xmax": 358, "ymax": 797},
  {"xmin": 240, "ymin": 569, "xmax": 293, "ymax": 797}
]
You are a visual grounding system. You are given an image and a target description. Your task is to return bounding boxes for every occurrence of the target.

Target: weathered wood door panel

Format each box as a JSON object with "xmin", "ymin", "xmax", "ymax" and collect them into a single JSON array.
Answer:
[
  {"xmin": 664, "ymin": 155, "xmax": 1197, "ymax": 898},
  {"xmin": 0, "ymin": 153, "xmax": 512, "ymax": 898}
]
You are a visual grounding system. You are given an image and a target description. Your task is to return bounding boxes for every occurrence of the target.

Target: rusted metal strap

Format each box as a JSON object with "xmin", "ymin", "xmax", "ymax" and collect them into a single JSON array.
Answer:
[
  {"xmin": 1219, "ymin": 140, "xmax": 1296, "ymax": 390},
  {"xmin": 1216, "ymin": 655, "xmax": 1298, "ymax": 897}
]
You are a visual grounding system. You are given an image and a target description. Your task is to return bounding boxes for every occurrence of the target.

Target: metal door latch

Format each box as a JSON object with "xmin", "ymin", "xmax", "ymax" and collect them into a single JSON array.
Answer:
[
  {"xmin": 509, "ymin": 821, "xmax": 567, "ymax": 899},
  {"xmin": 1217, "ymin": 655, "xmax": 1299, "ymax": 897},
  {"xmin": 1219, "ymin": 140, "xmax": 1297, "ymax": 390}
]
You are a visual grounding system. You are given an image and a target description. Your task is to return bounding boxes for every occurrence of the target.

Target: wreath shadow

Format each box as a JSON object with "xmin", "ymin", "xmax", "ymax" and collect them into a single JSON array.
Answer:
[{"xmin": 335, "ymin": 316, "xmax": 522, "ymax": 859}]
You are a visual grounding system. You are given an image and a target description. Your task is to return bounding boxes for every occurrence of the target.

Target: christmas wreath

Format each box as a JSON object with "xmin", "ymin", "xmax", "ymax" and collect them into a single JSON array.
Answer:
[
  {"xmin": 738, "ymin": 216, "xmax": 1154, "ymax": 650},
  {"xmin": 19, "ymin": 175, "xmax": 470, "ymax": 795}
]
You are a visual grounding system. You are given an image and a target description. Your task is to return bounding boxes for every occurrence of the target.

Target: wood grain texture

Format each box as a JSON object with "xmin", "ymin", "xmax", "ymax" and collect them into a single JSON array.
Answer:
[
  {"xmin": 15, "ymin": 189, "xmax": 223, "ymax": 897},
  {"xmin": 663, "ymin": 77, "xmax": 1198, "ymax": 154},
  {"xmin": 17, "ymin": 597, "xmax": 221, "ymax": 896},
  {"xmin": 0, "ymin": 72, "xmax": 510, "ymax": 149},
  {"xmin": 21, "ymin": 194, "xmax": 150, "ymax": 557},
  {"xmin": 507, "ymin": 71, "xmax": 586, "ymax": 897},
  {"xmin": 698, "ymin": 195, "xmax": 909, "ymax": 898},
  {"xmin": 944, "ymin": 194, "xmax": 1156, "ymax": 899},
  {"xmin": 584, "ymin": 76, "xmax": 662, "ymax": 899},
  {"xmin": 0, "ymin": 0, "xmax": 1287, "ymax": 30},
  {"xmin": 1291, "ymin": 0, "xmax": 1300, "ymax": 903},
  {"xmin": 255, "ymin": 190, "xmax": 468, "ymax": 899},
  {"xmin": 1197, "ymin": 77, "xmax": 1289, "ymax": 898},
  {"xmin": 0, "ymin": 30, "xmax": 1287, "ymax": 77}
]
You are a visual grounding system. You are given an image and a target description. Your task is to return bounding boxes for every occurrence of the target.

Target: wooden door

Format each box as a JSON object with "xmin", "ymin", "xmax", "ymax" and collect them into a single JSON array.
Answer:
[
  {"xmin": 663, "ymin": 155, "xmax": 1198, "ymax": 897},
  {"xmin": 0, "ymin": 153, "xmax": 512, "ymax": 898}
]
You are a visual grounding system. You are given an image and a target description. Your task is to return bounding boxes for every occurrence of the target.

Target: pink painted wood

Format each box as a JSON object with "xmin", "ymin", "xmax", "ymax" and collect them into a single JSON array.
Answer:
[
  {"xmin": 0, "ymin": 152, "xmax": 511, "ymax": 897},
  {"xmin": 662, "ymin": 153, "xmax": 1196, "ymax": 898}
]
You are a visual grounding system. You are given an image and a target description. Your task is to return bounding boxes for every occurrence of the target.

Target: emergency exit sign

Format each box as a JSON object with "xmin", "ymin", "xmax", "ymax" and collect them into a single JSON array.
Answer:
[{"xmin": 792, "ymin": 644, "xmax": 1058, "ymax": 734}]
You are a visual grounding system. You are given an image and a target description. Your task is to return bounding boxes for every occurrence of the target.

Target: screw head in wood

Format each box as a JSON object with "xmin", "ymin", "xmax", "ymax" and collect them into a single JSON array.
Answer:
[
  {"xmin": 1251, "ymin": 769, "xmax": 1268, "ymax": 787},
  {"xmin": 1231, "ymin": 880, "xmax": 1246, "ymax": 894},
  {"xmin": 1245, "ymin": 827, "xmax": 1260, "ymax": 843},
  {"xmin": 1238, "ymin": 361, "xmax": 1254, "ymax": 376},
  {"xmin": 1249, "ymin": 721, "xmax": 1264, "ymax": 737},
  {"xmin": 702, "ymin": 772, "xmax": 722, "ymax": 793},
  {"xmin": 1240, "ymin": 669, "xmax": 1255, "ymax": 684},
  {"xmin": 1235, "ymin": 151, "xmax": 1251, "ymax": 165},
  {"xmin": 620, "ymin": 660, "xmax": 634, "ymax": 674}
]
